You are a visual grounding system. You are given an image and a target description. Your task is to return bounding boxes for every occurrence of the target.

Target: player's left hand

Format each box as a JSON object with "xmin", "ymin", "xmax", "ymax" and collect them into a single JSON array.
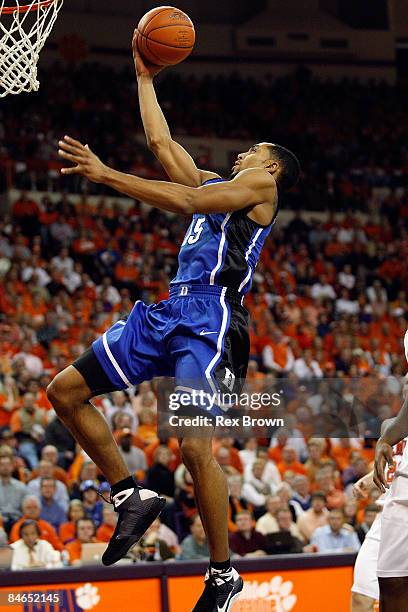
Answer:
[
  {"xmin": 58, "ymin": 136, "xmax": 107, "ymax": 183},
  {"xmin": 373, "ymin": 438, "xmax": 394, "ymax": 493},
  {"xmin": 352, "ymin": 471, "xmax": 373, "ymax": 499}
]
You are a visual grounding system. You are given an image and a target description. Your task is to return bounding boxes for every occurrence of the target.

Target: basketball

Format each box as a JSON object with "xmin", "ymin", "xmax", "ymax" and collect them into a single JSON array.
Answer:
[{"xmin": 136, "ymin": 6, "xmax": 195, "ymax": 67}]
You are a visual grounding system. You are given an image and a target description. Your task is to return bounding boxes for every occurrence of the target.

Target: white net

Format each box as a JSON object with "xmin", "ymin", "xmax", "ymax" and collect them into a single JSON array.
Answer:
[{"xmin": 0, "ymin": 0, "xmax": 63, "ymax": 97}]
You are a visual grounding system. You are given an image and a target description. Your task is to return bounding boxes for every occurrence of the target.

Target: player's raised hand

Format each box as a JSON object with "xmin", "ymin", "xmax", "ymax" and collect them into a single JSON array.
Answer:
[
  {"xmin": 58, "ymin": 136, "xmax": 107, "ymax": 183},
  {"xmin": 373, "ymin": 439, "xmax": 394, "ymax": 493},
  {"xmin": 132, "ymin": 29, "xmax": 164, "ymax": 78}
]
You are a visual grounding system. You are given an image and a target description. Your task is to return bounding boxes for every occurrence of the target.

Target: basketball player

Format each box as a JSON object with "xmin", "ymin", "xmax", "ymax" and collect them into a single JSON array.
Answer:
[
  {"xmin": 373, "ymin": 332, "xmax": 408, "ymax": 612},
  {"xmin": 351, "ymin": 434, "xmax": 407, "ymax": 611},
  {"xmin": 51, "ymin": 41, "xmax": 299, "ymax": 611}
]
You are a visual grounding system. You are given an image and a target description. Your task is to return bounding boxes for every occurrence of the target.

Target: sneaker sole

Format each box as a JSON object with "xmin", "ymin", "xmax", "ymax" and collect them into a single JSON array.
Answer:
[{"xmin": 102, "ymin": 496, "xmax": 166, "ymax": 566}]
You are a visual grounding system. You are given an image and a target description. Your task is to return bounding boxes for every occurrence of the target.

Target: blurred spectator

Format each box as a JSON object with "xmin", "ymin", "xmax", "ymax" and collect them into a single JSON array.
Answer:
[
  {"xmin": 227, "ymin": 476, "xmax": 253, "ymax": 533},
  {"xmin": 291, "ymin": 475, "xmax": 311, "ymax": 511},
  {"xmin": 0, "ymin": 455, "xmax": 27, "ymax": 531},
  {"xmin": 228, "ymin": 510, "xmax": 268, "ymax": 557},
  {"xmin": 311, "ymin": 509, "xmax": 360, "ymax": 553},
  {"xmin": 27, "ymin": 460, "xmax": 69, "ymax": 511},
  {"xmin": 65, "ymin": 518, "xmax": 99, "ymax": 566},
  {"xmin": 180, "ymin": 515, "xmax": 209, "ymax": 560},
  {"xmin": 11, "ymin": 520, "xmax": 62, "ymax": 570},
  {"xmin": 277, "ymin": 446, "xmax": 307, "ymax": 478},
  {"xmin": 96, "ymin": 506, "xmax": 117, "ymax": 543},
  {"xmin": 39, "ymin": 477, "xmax": 67, "ymax": 531},
  {"xmin": 116, "ymin": 428, "xmax": 147, "ymax": 477},
  {"xmin": 255, "ymin": 496, "xmax": 282, "ymax": 535},
  {"xmin": 145, "ymin": 445, "xmax": 175, "ymax": 499},
  {"xmin": 356, "ymin": 504, "xmax": 381, "ymax": 544},
  {"xmin": 297, "ymin": 492, "xmax": 329, "ymax": 542},
  {"xmin": 9, "ymin": 392, "xmax": 46, "ymax": 468},
  {"xmin": 44, "ymin": 417, "xmax": 76, "ymax": 470},
  {"xmin": 59, "ymin": 500, "xmax": 85, "ymax": 545},
  {"xmin": 265, "ymin": 508, "xmax": 305, "ymax": 554},
  {"xmin": 9, "ymin": 495, "xmax": 63, "ymax": 551},
  {"xmin": 30, "ymin": 445, "xmax": 69, "ymax": 486},
  {"xmin": 80, "ymin": 480, "xmax": 104, "ymax": 527}
]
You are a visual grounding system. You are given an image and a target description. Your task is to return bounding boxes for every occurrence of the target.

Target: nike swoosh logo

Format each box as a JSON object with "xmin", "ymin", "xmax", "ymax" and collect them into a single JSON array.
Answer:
[
  {"xmin": 200, "ymin": 330, "xmax": 218, "ymax": 336},
  {"xmin": 217, "ymin": 589, "xmax": 234, "ymax": 612}
]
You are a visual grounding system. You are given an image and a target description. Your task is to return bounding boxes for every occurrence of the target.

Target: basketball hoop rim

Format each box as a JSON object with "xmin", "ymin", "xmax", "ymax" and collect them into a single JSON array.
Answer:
[{"xmin": 0, "ymin": 0, "xmax": 57, "ymax": 15}]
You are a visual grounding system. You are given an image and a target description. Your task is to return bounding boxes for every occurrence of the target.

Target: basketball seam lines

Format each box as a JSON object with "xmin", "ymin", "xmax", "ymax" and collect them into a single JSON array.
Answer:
[
  {"xmin": 138, "ymin": 31, "xmax": 166, "ymax": 65},
  {"xmin": 144, "ymin": 24, "xmax": 194, "ymax": 37},
  {"xmin": 139, "ymin": 6, "xmax": 177, "ymax": 32},
  {"xmin": 138, "ymin": 30, "xmax": 194, "ymax": 50}
]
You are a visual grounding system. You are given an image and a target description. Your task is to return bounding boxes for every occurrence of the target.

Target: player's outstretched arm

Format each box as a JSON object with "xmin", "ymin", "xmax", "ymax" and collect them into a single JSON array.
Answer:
[
  {"xmin": 58, "ymin": 137, "xmax": 276, "ymax": 220},
  {"xmin": 133, "ymin": 33, "xmax": 219, "ymax": 187},
  {"xmin": 374, "ymin": 405, "xmax": 408, "ymax": 492}
]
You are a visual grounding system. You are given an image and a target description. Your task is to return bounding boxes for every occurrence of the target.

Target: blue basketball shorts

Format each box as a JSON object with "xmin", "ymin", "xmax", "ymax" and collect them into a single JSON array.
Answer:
[{"xmin": 75, "ymin": 284, "xmax": 249, "ymax": 415}]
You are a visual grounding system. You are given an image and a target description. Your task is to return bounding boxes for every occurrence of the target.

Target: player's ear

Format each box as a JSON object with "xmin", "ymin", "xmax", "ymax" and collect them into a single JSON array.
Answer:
[{"xmin": 264, "ymin": 159, "xmax": 279, "ymax": 174}]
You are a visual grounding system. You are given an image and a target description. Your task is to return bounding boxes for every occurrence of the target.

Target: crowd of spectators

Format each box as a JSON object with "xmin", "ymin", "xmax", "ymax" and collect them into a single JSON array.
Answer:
[
  {"xmin": 2, "ymin": 64, "xmax": 408, "ymax": 209},
  {"xmin": 0, "ymin": 64, "xmax": 407, "ymax": 570}
]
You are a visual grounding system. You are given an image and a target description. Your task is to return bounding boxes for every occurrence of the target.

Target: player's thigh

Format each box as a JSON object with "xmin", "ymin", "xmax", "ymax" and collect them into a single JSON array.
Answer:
[
  {"xmin": 92, "ymin": 301, "xmax": 173, "ymax": 389},
  {"xmin": 351, "ymin": 592, "xmax": 376, "ymax": 612},
  {"xmin": 173, "ymin": 302, "xmax": 249, "ymax": 403},
  {"xmin": 352, "ymin": 533, "xmax": 380, "ymax": 602}
]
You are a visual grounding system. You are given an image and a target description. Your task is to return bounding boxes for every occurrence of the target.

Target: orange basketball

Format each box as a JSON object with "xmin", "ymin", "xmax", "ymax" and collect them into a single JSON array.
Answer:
[{"xmin": 136, "ymin": 6, "xmax": 195, "ymax": 67}]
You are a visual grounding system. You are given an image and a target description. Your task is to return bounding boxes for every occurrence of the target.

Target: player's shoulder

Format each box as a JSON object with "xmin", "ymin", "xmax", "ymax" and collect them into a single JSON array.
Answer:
[{"xmin": 199, "ymin": 170, "xmax": 222, "ymax": 184}]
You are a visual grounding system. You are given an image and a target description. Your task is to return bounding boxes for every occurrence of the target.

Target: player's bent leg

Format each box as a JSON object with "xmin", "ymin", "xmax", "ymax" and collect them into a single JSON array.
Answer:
[
  {"xmin": 180, "ymin": 436, "xmax": 243, "ymax": 612},
  {"xmin": 379, "ymin": 577, "xmax": 408, "ymax": 612},
  {"xmin": 47, "ymin": 365, "xmax": 130, "ymax": 484},
  {"xmin": 47, "ymin": 358, "xmax": 166, "ymax": 566},
  {"xmin": 351, "ymin": 592, "xmax": 377, "ymax": 611}
]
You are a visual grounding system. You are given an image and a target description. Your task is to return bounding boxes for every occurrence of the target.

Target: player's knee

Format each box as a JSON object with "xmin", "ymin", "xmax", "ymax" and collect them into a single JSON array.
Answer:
[
  {"xmin": 180, "ymin": 438, "xmax": 212, "ymax": 470},
  {"xmin": 47, "ymin": 368, "xmax": 90, "ymax": 417},
  {"xmin": 351, "ymin": 592, "xmax": 375, "ymax": 612}
]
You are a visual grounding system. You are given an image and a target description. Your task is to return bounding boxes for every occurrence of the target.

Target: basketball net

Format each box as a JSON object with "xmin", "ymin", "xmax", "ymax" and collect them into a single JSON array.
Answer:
[{"xmin": 0, "ymin": 0, "xmax": 63, "ymax": 97}]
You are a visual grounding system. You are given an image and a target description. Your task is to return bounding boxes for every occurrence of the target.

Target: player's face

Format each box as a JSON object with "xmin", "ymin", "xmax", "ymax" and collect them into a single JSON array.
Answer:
[{"xmin": 231, "ymin": 143, "xmax": 274, "ymax": 177}]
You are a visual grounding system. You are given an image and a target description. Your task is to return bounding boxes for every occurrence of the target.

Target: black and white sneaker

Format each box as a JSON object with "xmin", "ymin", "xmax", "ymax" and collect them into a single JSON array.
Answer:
[
  {"xmin": 192, "ymin": 567, "xmax": 243, "ymax": 612},
  {"xmin": 101, "ymin": 484, "xmax": 166, "ymax": 566}
]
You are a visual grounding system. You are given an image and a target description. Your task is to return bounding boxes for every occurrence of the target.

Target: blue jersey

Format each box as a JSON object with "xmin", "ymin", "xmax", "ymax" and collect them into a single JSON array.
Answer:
[{"xmin": 171, "ymin": 178, "xmax": 278, "ymax": 296}]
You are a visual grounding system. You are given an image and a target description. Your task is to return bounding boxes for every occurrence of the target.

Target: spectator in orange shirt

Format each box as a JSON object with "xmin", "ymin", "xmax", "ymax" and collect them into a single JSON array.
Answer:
[
  {"xmin": 330, "ymin": 438, "xmax": 355, "ymax": 473},
  {"xmin": 96, "ymin": 506, "xmax": 117, "ymax": 543},
  {"xmin": 59, "ymin": 500, "xmax": 86, "ymax": 544},
  {"xmin": 262, "ymin": 327, "xmax": 294, "ymax": 374},
  {"xmin": 314, "ymin": 470, "xmax": 346, "ymax": 510},
  {"xmin": 277, "ymin": 446, "xmax": 307, "ymax": 478},
  {"xmin": 227, "ymin": 476, "xmax": 253, "ymax": 533},
  {"xmin": 10, "ymin": 392, "xmax": 47, "ymax": 469},
  {"xmin": 212, "ymin": 438, "xmax": 243, "ymax": 474},
  {"xmin": 65, "ymin": 518, "xmax": 99, "ymax": 566},
  {"xmin": 9, "ymin": 496, "xmax": 64, "ymax": 552}
]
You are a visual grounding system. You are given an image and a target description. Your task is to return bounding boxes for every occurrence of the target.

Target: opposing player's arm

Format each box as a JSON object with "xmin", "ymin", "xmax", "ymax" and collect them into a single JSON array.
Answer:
[
  {"xmin": 58, "ymin": 137, "xmax": 276, "ymax": 220},
  {"xmin": 374, "ymin": 406, "xmax": 408, "ymax": 492},
  {"xmin": 134, "ymin": 41, "xmax": 219, "ymax": 187}
]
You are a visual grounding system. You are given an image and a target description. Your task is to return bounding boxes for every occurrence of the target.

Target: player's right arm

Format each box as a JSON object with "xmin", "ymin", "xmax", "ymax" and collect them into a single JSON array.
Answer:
[
  {"xmin": 133, "ymin": 34, "xmax": 219, "ymax": 187},
  {"xmin": 374, "ymin": 409, "xmax": 408, "ymax": 492}
]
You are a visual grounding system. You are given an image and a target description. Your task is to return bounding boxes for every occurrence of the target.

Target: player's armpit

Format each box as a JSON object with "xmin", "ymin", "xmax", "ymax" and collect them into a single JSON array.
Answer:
[{"xmin": 189, "ymin": 167, "xmax": 277, "ymax": 215}]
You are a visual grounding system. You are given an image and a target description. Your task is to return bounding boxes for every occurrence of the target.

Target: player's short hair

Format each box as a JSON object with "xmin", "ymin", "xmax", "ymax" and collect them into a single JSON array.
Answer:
[
  {"xmin": 267, "ymin": 144, "xmax": 300, "ymax": 191},
  {"xmin": 311, "ymin": 491, "xmax": 327, "ymax": 503}
]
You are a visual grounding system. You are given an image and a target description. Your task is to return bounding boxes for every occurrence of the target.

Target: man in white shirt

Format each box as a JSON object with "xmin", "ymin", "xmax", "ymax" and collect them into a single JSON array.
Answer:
[
  {"xmin": 293, "ymin": 350, "xmax": 323, "ymax": 379},
  {"xmin": 311, "ymin": 275, "xmax": 336, "ymax": 301},
  {"xmin": 11, "ymin": 519, "xmax": 61, "ymax": 570}
]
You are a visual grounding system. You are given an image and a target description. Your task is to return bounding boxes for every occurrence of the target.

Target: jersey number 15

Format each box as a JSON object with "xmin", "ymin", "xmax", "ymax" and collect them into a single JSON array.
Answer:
[{"xmin": 182, "ymin": 217, "xmax": 206, "ymax": 246}]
